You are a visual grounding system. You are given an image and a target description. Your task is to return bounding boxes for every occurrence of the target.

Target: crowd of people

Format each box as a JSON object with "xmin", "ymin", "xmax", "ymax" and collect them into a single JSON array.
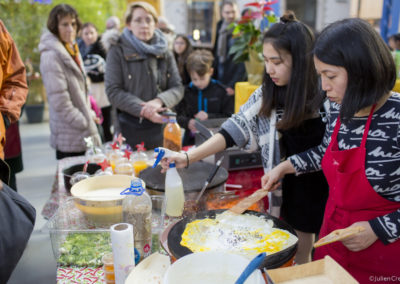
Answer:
[{"xmin": 0, "ymin": 0, "xmax": 399, "ymax": 283}]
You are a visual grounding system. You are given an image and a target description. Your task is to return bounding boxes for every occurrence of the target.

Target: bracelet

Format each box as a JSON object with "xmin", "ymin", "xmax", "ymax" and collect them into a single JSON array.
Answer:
[{"xmin": 184, "ymin": 152, "xmax": 189, "ymax": 169}]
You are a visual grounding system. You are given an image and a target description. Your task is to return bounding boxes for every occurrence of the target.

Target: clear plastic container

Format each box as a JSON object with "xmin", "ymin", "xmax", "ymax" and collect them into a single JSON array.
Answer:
[
  {"xmin": 130, "ymin": 147, "xmax": 149, "ymax": 176},
  {"xmin": 46, "ymin": 198, "xmax": 112, "ymax": 267},
  {"xmin": 114, "ymin": 162, "xmax": 134, "ymax": 176},
  {"xmin": 102, "ymin": 252, "xmax": 116, "ymax": 284},
  {"xmin": 122, "ymin": 178, "xmax": 152, "ymax": 260},
  {"xmin": 108, "ymin": 150, "xmax": 125, "ymax": 172}
]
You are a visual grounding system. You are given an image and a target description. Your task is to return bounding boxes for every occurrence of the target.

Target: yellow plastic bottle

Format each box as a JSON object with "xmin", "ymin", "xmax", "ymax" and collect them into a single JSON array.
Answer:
[{"xmin": 163, "ymin": 112, "xmax": 182, "ymax": 152}]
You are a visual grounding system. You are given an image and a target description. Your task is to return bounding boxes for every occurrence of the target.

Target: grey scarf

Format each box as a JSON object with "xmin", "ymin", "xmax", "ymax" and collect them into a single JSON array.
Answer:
[
  {"xmin": 217, "ymin": 20, "xmax": 232, "ymax": 63},
  {"xmin": 122, "ymin": 27, "xmax": 168, "ymax": 58}
]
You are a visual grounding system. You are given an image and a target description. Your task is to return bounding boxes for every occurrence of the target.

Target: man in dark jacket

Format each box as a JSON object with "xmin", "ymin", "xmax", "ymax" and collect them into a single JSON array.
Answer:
[{"xmin": 212, "ymin": 1, "xmax": 246, "ymax": 96}]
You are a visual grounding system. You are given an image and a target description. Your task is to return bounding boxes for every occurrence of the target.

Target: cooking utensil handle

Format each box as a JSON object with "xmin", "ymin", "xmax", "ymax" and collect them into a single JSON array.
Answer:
[
  {"xmin": 195, "ymin": 156, "xmax": 224, "ymax": 203},
  {"xmin": 206, "ymin": 156, "xmax": 224, "ymax": 184},
  {"xmin": 235, "ymin": 252, "xmax": 266, "ymax": 284},
  {"xmin": 229, "ymin": 188, "xmax": 269, "ymax": 215}
]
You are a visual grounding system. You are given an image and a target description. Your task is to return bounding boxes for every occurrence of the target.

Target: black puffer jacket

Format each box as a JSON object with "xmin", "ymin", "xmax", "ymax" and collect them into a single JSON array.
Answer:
[
  {"xmin": 176, "ymin": 79, "xmax": 233, "ymax": 145},
  {"xmin": 78, "ymin": 37, "xmax": 107, "ymax": 83}
]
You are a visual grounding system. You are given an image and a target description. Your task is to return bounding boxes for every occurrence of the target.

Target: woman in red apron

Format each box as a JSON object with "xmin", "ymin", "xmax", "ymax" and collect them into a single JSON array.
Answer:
[{"xmin": 263, "ymin": 18, "xmax": 400, "ymax": 282}]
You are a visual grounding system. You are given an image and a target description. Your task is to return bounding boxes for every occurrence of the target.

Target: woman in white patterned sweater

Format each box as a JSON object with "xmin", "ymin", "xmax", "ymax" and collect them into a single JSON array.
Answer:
[
  {"xmin": 263, "ymin": 18, "xmax": 400, "ymax": 282},
  {"xmin": 161, "ymin": 12, "xmax": 329, "ymax": 264}
]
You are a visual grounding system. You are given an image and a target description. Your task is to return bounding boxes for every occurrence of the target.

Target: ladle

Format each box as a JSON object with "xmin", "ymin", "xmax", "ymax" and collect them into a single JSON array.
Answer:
[{"xmin": 235, "ymin": 252, "xmax": 266, "ymax": 284}]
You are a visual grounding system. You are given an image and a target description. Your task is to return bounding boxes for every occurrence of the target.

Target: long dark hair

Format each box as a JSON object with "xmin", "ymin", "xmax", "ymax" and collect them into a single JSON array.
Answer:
[
  {"xmin": 314, "ymin": 18, "xmax": 396, "ymax": 122},
  {"xmin": 173, "ymin": 34, "xmax": 193, "ymax": 81},
  {"xmin": 259, "ymin": 12, "xmax": 322, "ymax": 130}
]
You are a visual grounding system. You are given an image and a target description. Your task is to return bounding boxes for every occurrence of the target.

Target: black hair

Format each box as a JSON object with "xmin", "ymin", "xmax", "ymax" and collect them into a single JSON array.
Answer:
[
  {"xmin": 82, "ymin": 22, "xmax": 97, "ymax": 32},
  {"xmin": 260, "ymin": 11, "xmax": 322, "ymax": 130},
  {"xmin": 314, "ymin": 18, "xmax": 396, "ymax": 122},
  {"xmin": 47, "ymin": 4, "xmax": 82, "ymax": 38}
]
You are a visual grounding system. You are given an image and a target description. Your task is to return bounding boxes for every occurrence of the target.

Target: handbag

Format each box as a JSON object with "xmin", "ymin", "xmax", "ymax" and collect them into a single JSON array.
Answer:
[{"xmin": 0, "ymin": 159, "xmax": 36, "ymax": 283}]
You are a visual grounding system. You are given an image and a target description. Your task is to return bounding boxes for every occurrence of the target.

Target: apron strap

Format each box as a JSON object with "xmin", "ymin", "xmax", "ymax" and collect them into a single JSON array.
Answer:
[{"xmin": 360, "ymin": 104, "xmax": 376, "ymax": 148}]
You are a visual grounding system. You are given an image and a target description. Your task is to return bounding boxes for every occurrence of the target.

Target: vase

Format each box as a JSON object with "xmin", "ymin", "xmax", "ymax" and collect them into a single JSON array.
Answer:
[
  {"xmin": 244, "ymin": 49, "xmax": 264, "ymax": 86},
  {"xmin": 25, "ymin": 103, "xmax": 44, "ymax": 123}
]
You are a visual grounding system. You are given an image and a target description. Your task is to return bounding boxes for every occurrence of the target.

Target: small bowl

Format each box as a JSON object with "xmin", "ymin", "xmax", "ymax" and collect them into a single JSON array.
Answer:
[
  {"xmin": 70, "ymin": 175, "xmax": 138, "ymax": 227},
  {"xmin": 63, "ymin": 163, "xmax": 101, "ymax": 192}
]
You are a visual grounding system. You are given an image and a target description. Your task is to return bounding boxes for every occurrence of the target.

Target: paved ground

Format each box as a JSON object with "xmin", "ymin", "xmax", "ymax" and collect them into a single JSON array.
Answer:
[{"xmin": 8, "ymin": 112, "xmax": 58, "ymax": 284}]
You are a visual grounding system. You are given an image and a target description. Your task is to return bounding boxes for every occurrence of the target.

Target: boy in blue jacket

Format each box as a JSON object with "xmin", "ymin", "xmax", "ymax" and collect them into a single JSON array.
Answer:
[{"xmin": 176, "ymin": 49, "xmax": 233, "ymax": 146}]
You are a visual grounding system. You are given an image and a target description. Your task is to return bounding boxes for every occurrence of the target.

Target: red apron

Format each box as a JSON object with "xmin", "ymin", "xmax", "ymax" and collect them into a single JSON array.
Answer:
[{"xmin": 315, "ymin": 105, "xmax": 400, "ymax": 283}]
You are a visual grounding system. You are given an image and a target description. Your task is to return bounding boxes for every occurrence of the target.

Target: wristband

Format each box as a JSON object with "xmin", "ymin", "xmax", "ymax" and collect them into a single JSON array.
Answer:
[{"xmin": 184, "ymin": 152, "xmax": 189, "ymax": 169}]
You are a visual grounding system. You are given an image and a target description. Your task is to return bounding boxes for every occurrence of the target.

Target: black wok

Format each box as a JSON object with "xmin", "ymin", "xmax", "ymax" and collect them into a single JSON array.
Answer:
[{"xmin": 167, "ymin": 209, "xmax": 298, "ymax": 269}]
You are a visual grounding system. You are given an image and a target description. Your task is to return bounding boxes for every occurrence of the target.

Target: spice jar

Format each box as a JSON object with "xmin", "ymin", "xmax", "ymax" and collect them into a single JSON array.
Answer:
[{"xmin": 102, "ymin": 252, "xmax": 115, "ymax": 284}]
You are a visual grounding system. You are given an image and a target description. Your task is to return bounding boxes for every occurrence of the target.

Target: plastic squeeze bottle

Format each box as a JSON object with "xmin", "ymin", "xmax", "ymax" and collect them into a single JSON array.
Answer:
[
  {"xmin": 163, "ymin": 111, "xmax": 182, "ymax": 152},
  {"xmin": 120, "ymin": 178, "xmax": 152, "ymax": 260},
  {"xmin": 153, "ymin": 147, "xmax": 185, "ymax": 217}
]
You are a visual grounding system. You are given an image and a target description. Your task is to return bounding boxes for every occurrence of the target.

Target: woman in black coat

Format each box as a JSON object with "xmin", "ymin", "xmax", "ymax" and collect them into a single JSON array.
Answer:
[{"xmin": 78, "ymin": 22, "xmax": 113, "ymax": 142}]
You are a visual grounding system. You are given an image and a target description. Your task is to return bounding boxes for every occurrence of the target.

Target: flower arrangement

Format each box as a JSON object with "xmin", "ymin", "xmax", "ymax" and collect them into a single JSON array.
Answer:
[{"xmin": 228, "ymin": 1, "xmax": 279, "ymax": 63}]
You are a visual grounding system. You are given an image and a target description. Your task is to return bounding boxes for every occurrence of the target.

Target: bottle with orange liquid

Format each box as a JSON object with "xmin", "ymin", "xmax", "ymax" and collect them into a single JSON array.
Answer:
[
  {"xmin": 102, "ymin": 252, "xmax": 115, "ymax": 284},
  {"xmin": 130, "ymin": 142, "xmax": 149, "ymax": 176},
  {"xmin": 163, "ymin": 111, "xmax": 182, "ymax": 152}
]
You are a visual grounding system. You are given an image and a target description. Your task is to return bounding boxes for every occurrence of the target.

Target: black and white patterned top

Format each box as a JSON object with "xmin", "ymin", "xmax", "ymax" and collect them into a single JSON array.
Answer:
[{"xmin": 289, "ymin": 93, "xmax": 400, "ymax": 244}]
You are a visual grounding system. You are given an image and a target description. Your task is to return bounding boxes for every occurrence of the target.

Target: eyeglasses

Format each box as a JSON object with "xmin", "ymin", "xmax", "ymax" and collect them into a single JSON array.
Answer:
[
  {"xmin": 132, "ymin": 17, "xmax": 154, "ymax": 25},
  {"xmin": 174, "ymin": 41, "xmax": 186, "ymax": 45}
]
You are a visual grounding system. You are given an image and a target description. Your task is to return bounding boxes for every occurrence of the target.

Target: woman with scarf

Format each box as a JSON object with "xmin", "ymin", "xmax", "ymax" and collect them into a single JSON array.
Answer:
[
  {"xmin": 39, "ymin": 4, "xmax": 101, "ymax": 160},
  {"xmin": 105, "ymin": 2, "xmax": 183, "ymax": 149}
]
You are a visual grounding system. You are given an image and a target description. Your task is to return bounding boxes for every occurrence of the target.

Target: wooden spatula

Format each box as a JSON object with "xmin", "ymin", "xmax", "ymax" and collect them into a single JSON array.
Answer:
[
  {"xmin": 314, "ymin": 226, "xmax": 365, "ymax": 248},
  {"xmin": 229, "ymin": 188, "xmax": 269, "ymax": 215}
]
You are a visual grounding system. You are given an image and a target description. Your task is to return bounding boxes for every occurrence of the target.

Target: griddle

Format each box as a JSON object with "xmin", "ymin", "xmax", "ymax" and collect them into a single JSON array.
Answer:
[
  {"xmin": 139, "ymin": 161, "xmax": 228, "ymax": 192},
  {"xmin": 167, "ymin": 209, "xmax": 298, "ymax": 269}
]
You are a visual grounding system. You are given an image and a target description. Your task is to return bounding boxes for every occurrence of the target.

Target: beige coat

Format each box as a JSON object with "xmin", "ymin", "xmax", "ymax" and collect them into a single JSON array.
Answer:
[{"xmin": 39, "ymin": 32, "xmax": 100, "ymax": 152}]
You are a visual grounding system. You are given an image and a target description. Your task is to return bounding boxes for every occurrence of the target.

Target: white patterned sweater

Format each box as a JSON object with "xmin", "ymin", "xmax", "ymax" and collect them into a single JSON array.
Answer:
[
  {"xmin": 221, "ymin": 87, "xmax": 283, "ymax": 215},
  {"xmin": 289, "ymin": 93, "xmax": 400, "ymax": 244}
]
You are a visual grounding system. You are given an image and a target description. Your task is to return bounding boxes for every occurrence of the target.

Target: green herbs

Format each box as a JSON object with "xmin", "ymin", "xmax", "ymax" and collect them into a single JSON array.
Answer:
[{"xmin": 58, "ymin": 232, "xmax": 111, "ymax": 267}]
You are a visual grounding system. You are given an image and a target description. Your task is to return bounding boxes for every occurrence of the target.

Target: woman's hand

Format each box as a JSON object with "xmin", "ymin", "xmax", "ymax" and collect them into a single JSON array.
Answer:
[
  {"xmin": 261, "ymin": 160, "xmax": 295, "ymax": 190},
  {"xmin": 341, "ymin": 222, "xmax": 378, "ymax": 252},
  {"xmin": 226, "ymin": 87, "xmax": 235, "ymax": 96},
  {"xmin": 94, "ymin": 117, "xmax": 101, "ymax": 124},
  {"xmin": 188, "ymin": 119, "xmax": 197, "ymax": 133},
  {"xmin": 194, "ymin": 111, "xmax": 208, "ymax": 121},
  {"xmin": 147, "ymin": 111, "xmax": 167, "ymax": 124},
  {"xmin": 160, "ymin": 151, "xmax": 188, "ymax": 173},
  {"xmin": 140, "ymin": 98, "xmax": 163, "ymax": 119}
]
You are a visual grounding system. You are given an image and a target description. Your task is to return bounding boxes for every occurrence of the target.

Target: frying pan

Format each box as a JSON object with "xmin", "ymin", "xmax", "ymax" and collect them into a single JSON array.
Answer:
[
  {"xmin": 167, "ymin": 209, "xmax": 298, "ymax": 269},
  {"xmin": 139, "ymin": 162, "xmax": 228, "ymax": 192}
]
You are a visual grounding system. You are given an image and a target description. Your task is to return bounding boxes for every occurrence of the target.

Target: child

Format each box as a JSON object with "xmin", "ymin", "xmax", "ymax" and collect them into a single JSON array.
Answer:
[{"xmin": 176, "ymin": 49, "xmax": 233, "ymax": 146}]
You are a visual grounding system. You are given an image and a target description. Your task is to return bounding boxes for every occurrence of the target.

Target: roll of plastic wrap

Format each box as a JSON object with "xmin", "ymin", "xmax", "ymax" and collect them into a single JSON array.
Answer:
[{"xmin": 110, "ymin": 223, "xmax": 135, "ymax": 284}]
